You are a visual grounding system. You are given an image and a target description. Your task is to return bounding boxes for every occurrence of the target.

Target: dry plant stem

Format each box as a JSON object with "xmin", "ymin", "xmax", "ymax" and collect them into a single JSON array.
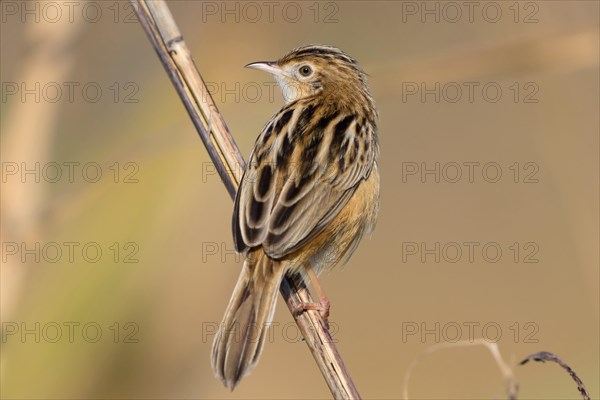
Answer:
[
  {"xmin": 282, "ymin": 274, "xmax": 360, "ymax": 399},
  {"xmin": 130, "ymin": 1, "xmax": 360, "ymax": 398},
  {"xmin": 131, "ymin": 0, "xmax": 241, "ymax": 196}
]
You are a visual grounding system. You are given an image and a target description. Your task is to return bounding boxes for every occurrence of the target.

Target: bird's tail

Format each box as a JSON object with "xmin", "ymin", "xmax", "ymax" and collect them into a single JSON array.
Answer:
[{"xmin": 211, "ymin": 251, "xmax": 285, "ymax": 389}]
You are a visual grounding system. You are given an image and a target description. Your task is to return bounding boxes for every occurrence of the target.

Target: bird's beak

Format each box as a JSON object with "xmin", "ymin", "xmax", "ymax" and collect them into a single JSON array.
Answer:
[{"xmin": 245, "ymin": 61, "xmax": 283, "ymax": 76}]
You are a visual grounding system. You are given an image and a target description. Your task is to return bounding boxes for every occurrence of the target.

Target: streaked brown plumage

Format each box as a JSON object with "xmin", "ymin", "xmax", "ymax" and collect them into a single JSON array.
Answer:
[{"xmin": 212, "ymin": 45, "xmax": 380, "ymax": 389}]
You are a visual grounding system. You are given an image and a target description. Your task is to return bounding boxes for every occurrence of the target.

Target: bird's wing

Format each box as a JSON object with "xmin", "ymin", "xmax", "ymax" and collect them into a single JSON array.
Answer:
[{"xmin": 233, "ymin": 103, "xmax": 376, "ymax": 259}]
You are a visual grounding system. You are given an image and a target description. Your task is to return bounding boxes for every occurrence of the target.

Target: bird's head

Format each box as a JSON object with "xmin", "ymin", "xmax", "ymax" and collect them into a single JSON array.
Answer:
[{"xmin": 246, "ymin": 45, "xmax": 371, "ymax": 107}]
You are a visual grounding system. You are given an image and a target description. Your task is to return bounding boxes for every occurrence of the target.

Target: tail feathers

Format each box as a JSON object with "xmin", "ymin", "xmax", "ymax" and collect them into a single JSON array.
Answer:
[{"xmin": 212, "ymin": 255, "xmax": 284, "ymax": 389}]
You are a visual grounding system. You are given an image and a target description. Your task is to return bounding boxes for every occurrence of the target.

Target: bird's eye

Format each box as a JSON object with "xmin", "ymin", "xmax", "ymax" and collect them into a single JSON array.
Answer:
[{"xmin": 299, "ymin": 65, "xmax": 312, "ymax": 77}]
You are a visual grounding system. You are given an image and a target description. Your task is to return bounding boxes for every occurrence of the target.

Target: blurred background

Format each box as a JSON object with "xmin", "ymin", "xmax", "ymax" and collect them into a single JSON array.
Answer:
[{"xmin": 1, "ymin": 1, "xmax": 598, "ymax": 399}]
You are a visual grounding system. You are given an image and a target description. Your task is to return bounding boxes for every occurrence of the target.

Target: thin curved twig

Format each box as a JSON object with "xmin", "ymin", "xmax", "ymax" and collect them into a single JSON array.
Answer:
[
  {"xmin": 402, "ymin": 339, "xmax": 518, "ymax": 400},
  {"xmin": 520, "ymin": 351, "xmax": 590, "ymax": 400}
]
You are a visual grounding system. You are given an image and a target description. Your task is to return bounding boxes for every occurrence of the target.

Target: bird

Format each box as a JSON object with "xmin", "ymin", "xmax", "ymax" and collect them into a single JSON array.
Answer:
[{"xmin": 211, "ymin": 44, "xmax": 380, "ymax": 390}]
